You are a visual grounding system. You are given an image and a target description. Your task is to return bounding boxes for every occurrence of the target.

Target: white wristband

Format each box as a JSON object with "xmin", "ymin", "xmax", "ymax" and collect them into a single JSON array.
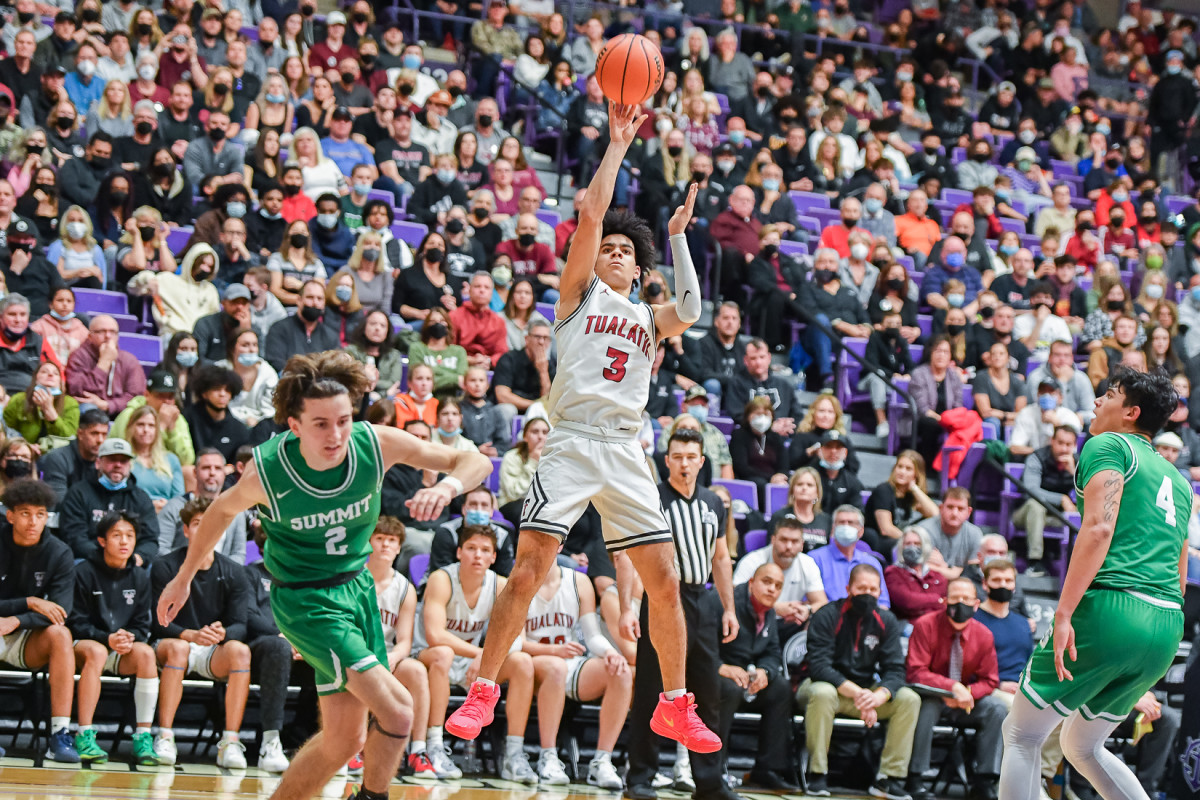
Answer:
[{"xmin": 438, "ymin": 476, "xmax": 464, "ymax": 497}]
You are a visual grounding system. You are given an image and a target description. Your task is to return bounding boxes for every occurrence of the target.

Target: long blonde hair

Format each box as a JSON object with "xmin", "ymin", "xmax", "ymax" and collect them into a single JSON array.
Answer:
[
  {"xmin": 97, "ymin": 80, "xmax": 132, "ymax": 120},
  {"xmin": 798, "ymin": 393, "xmax": 848, "ymax": 435},
  {"xmin": 125, "ymin": 404, "xmax": 173, "ymax": 478}
]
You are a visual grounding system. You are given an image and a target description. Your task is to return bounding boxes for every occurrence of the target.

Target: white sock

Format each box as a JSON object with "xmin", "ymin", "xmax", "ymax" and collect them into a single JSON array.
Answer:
[
  {"xmin": 541, "ymin": 747, "xmax": 556, "ymax": 759},
  {"xmin": 505, "ymin": 735, "xmax": 524, "ymax": 759},
  {"xmin": 410, "ymin": 739, "xmax": 426, "ymax": 754},
  {"xmin": 134, "ymin": 677, "xmax": 159, "ymax": 727},
  {"xmin": 427, "ymin": 726, "xmax": 443, "ymax": 750},
  {"xmin": 664, "ymin": 688, "xmax": 686, "ymax": 700},
  {"xmin": 51, "ymin": 716, "xmax": 70, "ymax": 732},
  {"xmin": 158, "ymin": 729, "xmax": 175, "ymax": 739},
  {"xmin": 676, "ymin": 742, "xmax": 690, "ymax": 767},
  {"xmin": 1000, "ymin": 693, "xmax": 1070, "ymax": 800},
  {"xmin": 592, "ymin": 749, "xmax": 612, "ymax": 763},
  {"xmin": 263, "ymin": 730, "xmax": 279, "ymax": 744},
  {"xmin": 222, "ymin": 730, "xmax": 239, "ymax": 742},
  {"xmin": 475, "ymin": 677, "xmax": 497, "ymax": 689},
  {"xmin": 1060, "ymin": 714, "xmax": 1146, "ymax": 800},
  {"xmin": 78, "ymin": 724, "xmax": 94, "ymax": 733}
]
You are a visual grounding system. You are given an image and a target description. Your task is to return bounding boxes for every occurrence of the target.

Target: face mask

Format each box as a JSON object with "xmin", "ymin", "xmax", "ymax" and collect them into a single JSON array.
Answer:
[
  {"xmin": 98, "ymin": 473, "xmax": 128, "ymax": 491},
  {"xmin": 402, "ymin": 54, "xmax": 421, "ymax": 70},
  {"xmin": 687, "ymin": 405, "xmax": 708, "ymax": 424},
  {"xmin": 947, "ymin": 323, "xmax": 965, "ymax": 336},
  {"xmin": 438, "ymin": 426, "xmax": 462, "ymax": 439},
  {"xmin": 78, "ymin": 60, "xmax": 96, "ymax": 77},
  {"xmin": 518, "ymin": 233, "xmax": 536, "ymax": 248},
  {"xmin": 1018, "ymin": 130, "xmax": 1036, "ymax": 144},
  {"xmin": 947, "ymin": 602, "xmax": 976, "ymax": 624},
  {"xmin": 436, "ymin": 168, "xmax": 456, "ymax": 184},
  {"xmin": 1168, "ymin": 64, "xmax": 1182, "ymax": 75},
  {"xmin": 971, "ymin": 151, "xmax": 990, "ymax": 162},
  {"xmin": 1107, "ymin": 299, "xmax": 1124, "ymax": 311},
  {"xmin": 477, "ymin": 114, "xmax": 494, "ymax": 129},
  {"xmin": 56, "ymin": 117, "xmax": 74, "ymax": 131},
  {"xmin": 1016, "ymin": 159, "xmax": 1032, "ymax": 172},
  {"xmin": 317, "ymin": 213, "xmax": 339, "ymax": 229},
  {"xmin": 1037, "ymin": 393, "xmax": 1058, "ymax": 411},
  {"xmin": 987, "ymin": 586, "xmax": 1014, "ymax": 603},
  {"xmin": 1146, "ymin": 282, "xmax": 1164, "ymax": 298},
  {"xmin": 265, "ymin": 91, "xmax": 287, "ymax": 104},
  {"xmin": 1192, "ymin": 287, "xmax": 1200, "ymax": 303},
  {"xmin": 17, "ymin": 10, "xmax": 34, "ymax": 23},
  {"xmin": 944, "ymin": 252, "xmax": 965, "ymax": 270},
  {"xmin": 362, "ymin": 247, "xmax": 380, "ymax": 262},
  {"xmin": 282, "ymin": 184, "xmax": 300, "ymax": 197},
  {"xmin": 352, "ymin": 181, "xmax": 375, "ymax": 196},
  {"xmin": 134, "ymin": 120, "xmax": 153, "ymax": 136},
  {"xmin": 427, "ymin": 322, "xmax": 448, "ymax": 339},
  {"xmin": 760, "ymin": 243, "xmax": 778, "ymax": 259},
  {"xmin": 832, "ymin": 524, "xmax": 858, "ymax": 547},
  {"xmin": 289, "ymin": 232, "xmax": 309, "ymax": 249},
  {"xmin": 492, "ymin": 266, "xmax": 511, "ymax": 287},
  {"xmin": 91, "ymin": 155, "xmax": 110, "ymax": 170},
  {"xmin": 946, "ymin": 293, "xmax": 965, "ymax": 308},
  {"xmin": 728, "ymin": 130, "xmax": 745, "ymax": 145},
  {"xmin": 207, "ymin": 127, "xmax": 226, "ymax": 144},
  {"xmin": 335, "ymin": 285, "xmax": 353, "ymax": 303},
  {"xmin": 749, "ymin": 415, "xmax": 771, "ymax": 434},
  {"xmin": 225, "ymin": 201, "xmax": 246, "ymax": 219},
  {"xmin": 849, "ymin": 593, "xmax": 877, "ymax": 615},
  {"xmin": 425, "ymin": 247, "xmax": 444, "ymax": 263},
  {"xmin": 464, "ymin": 509, "xmax": 491, "ymax": 527},
  {"xmin": 850, "ymin": 243, "xmax": 870, "ymax": 261},
  {"xmin": 445, "ymin": 218, "xmax": 465, "ymax": 235},
  {"xmin": 815, "ymin": 269, "xmax": 836, "ymax": 285},
  {"xmin": 998, "ymin": 243, "xmax": 1018, "ymax": 257},
  {"xmin": 1097, "ymin": 124, "xmax": 1112, "ymax": 137},
  {"xmin": 473, "ymin": 207, "xmax": 489, "ymax": 222},
  {"xmin": 299, "ymin": 305, "xmax": 322, "ymax": 322},
  {"xmin": 1111, "ymin": 191, "xmax": 1128, "ymax": 204},
  {"xmin": 819, "ymin": 458, "xmax": 845, "ymax": 471},
  {"xmin": 231, "ymin": 351, "xmax": 258, "ymax": 367},
  {"xmin": 717, "ymin": 159, "xmax": 735, "ymax": 173},
  {"xmin": 863, "ymin": 197, "xmax": 882, "ymax": 215},
  {"xmin": 397, "ymin": 82, "xmax": 414, "ymax": 96},
  {"xmin": 841, "ymin": 217, "xmax": 857, "ymax": 229},
  {"xmin": 762, "ymin": 178, "xmax": 780, "ymax": 192},
  {"xmin": 49, "ymin": 309, "xmax": 74, "ymax": 321},
  {"xmin": 136, "ymin": 63, "xmax": 156, "ymax": 80},
  {"xmin": 887, "ymin": 277, "xmax": 906, "ymax": 292},
  {"xmin": 901, "ymin": 545, "xmax": 923, "ymax": 567},
  {"xmin": 66, "ymin": 221, "xmax": 87, "ymax": 240}
]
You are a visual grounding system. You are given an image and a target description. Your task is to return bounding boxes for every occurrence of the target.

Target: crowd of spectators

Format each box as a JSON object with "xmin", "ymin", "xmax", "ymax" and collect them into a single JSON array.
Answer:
[{"xmin": 0, "ymin": 0, "xmax": 1199, "ymax": 796}]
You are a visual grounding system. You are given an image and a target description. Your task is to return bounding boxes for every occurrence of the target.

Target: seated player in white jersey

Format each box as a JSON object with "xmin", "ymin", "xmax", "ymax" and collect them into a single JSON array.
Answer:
[
  {"xmin": 524, "ymin": 561, "xmax": 632, "ymax": 789},
  {"xmin": 416, "ymin": 525, "xmax": 537, "ymax": 783},
  {"xmin": 448, "ymin": 103, "xmax": 720, "ymax": 757},
  {"xmin": 367, "ymin": 516, "xmax": 435, "ymax": 778}
]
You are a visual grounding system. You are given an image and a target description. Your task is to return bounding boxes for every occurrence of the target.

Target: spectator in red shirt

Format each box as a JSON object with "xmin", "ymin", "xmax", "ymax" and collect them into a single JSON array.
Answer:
[
  {"xmin": 307, "ymin": 11, "xmax": 356, "ymax": 79},
  {"xmin": 711, "ymin": 185, "xmax": 762, "ymax": 293},
  {"xmin": 555, "ymin": 188, "xmax": 584, "ymax": 259},
  {"xmin": 1133, "ymin": 199, "xmax": 1163, "ymax": 249},
  {"xmin": 449, "ymin": 271, "xmax": 509, "ymax": 368},
  {"xmin": 1063, "ymin": 212, "xmax": 1101, "ymax": 273},
  {"xmin": 884, "ymin": 527, "xmax": 948, "ymax": 624},
  {"xmin": 905, "ymin": 577, "xmax": 1004, "ymax": 800},
  {"xmin": 156, "ymin": 27, "xmax": 209, "ymax": 93},
  {"xmin": 816, "ymin": 196, "xmax": 862, "ymax": 259},
  {"xmin": 1101, "ymin": 208, "xmax": 1137, "ymax": 257},
  {"xmin": 495, "ymin": 213, "xmax": 559, "ymax": 302},
  {"xmin": 279, "ymin": 165, "xmax": 317, "ymax": 224}
]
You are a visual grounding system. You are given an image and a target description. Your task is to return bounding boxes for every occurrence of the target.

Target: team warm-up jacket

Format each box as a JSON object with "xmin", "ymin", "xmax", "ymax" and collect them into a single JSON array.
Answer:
[
  {"xmin": 68, "ymin": 551, "xmax": 152, "ymax": 643},
  {"xmin": 805, "ymin": 596, "xmax": 908, "ymax": 698},
  {"xmin": 0, "ymin": 523, "xmax": 75, "ymax": 629},
  {"xmin": 150, "ymin": 547, "xmax": 249, "ymax": 642},
  {"xmin": 244, "ymin": 560, "xmax": 281, "ymax": 639}
]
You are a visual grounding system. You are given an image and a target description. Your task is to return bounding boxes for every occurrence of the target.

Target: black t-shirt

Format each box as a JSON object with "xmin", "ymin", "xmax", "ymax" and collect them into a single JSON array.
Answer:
[
  {"xmin": 352, "ymin": 113, "xmax": 390, "ymax": 148},
  {"xmin": 492, "ymin": 348, "xmax": 557, "ymax": 402},
  {"xmin": 374, "ymin": 137, "xmax": 429, "ymax": 184},
  {"xmin": 392, "ymin": 267, "xmax": 463, "ymax": 317},
  {"xmin": 770, "ymin": 505, "xmax": 831, "ymax": 552},
  {"xmin": 864, "ymin": 482, "xmax": 923, "ymax": 537},
  {"xmin": 989, "ymin": 273, "xmax": 1032, "ymax": 311},
  {"xmin": 158, "ymin": 109, "xmax": 204, "ymax": 148},
  {"xmin": 113, "ymin": 134, "xmax": 163, "ymax": 172},
  {"xmin": 446, "ymin": 238, "xmax": 486, "ymax": 282}
]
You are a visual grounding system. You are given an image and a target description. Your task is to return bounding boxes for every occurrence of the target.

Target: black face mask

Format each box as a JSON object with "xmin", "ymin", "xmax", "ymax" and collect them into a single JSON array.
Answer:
[
  {"xmin": 947, "ymin": 602, "xmax": 976, "ymax": 623},
  {"xmin": 971, "ymin": 151, "xmax": 990, "ymax": 162},
  {"xmin": 757, "ymin": 85, "xmax": 772, "ymax": 99},
  {"xmin": 135, "ymin": 120, "xmax": 153, "ymax": 136},
  {"xmin": 340, "ymin": 71, "xmax": 355, "ymax": 84},
  {"xmin": 424, "ymin": 247, "xmax": 444, "ymax": 263},
  {"xmin": 352, "ymin": 11, "xmax": 368, "ymax": 23},
  {"xmin": 426, "ymin": 322, "xmax": 448, "ymax": 339},
  {"xmin": 81, "ymin": 8, "xmax": 100, "ymax": 22},
  {"xmin": 947, "ymin": 323, "xmax": 965, "ymax": 336},
  {"xmin": 692, "ymin": 170, "xmax": 708, "ymax": 183},
  {"xmin": 924, "ymin": 144, "xmax": 939, "ymax": 155},
  {"xmin": 298, "ymin": 304, "xmax": 322, "ymax": 322},
  {"xmin": 56, "ymin": 118, "xmax": 74, "ymax": 131},
  {"xmin": 518, "ymin": 233, "xmax": 536, "ymax": 248},
  {"xmin": 1106, "ymin": 157, "xmax": 1120, "ymax": 169},
  {"xmin": 883, "ymin": 326, "xmax": 901, "ymax": 340},
  {"xmin": 979, "ymin": 305, "xmax": 995, "ymax": 320},
  {"xmin": 281, "ymin": 184, "xmax": 300, "ymax": 197},
  {"xmin": 667, "ymin": 145, "xmax": 682, "ymax": 157},
  {"xmin": 1141, "ymin": 214, "xmax": 1158, "ymax": 225},
  {"xmin": 849, "ymin": 593, "xmax": 877, "ymax": 616},
  {"xmin": 289, "ymin": 232, "xmax": 309, "ymax": 249},
  {"xmin": 137, "ymin": 22, "xmax": 153, "ymax": 35},
  {"xmin": 761, "ymin": 243, "xmax": 778, "ymax": 259},
  {"xmin": 4, "ymin": 460, "xmax": 31, "ymax": 479},
  {"xmin": 1110, "ymin": 215, "xmax": 1125, "ymax": 227},
  {"xmin": 473, "ymin": 207, "xmax": 489, "ymax": 222},
  {"xmin": 815, "ymin": 269, "xmax": 836, "ymax": 285},
  {"xmin": 1108, "ymin": 299, "xmax": 1125, "ymax": 311},
  {"xmin": 987, "ymin": 586, "xmax": 1014, "ymax": 603},
  {"xmin": 91, "ymin": 155, "xmax": 111, "ymax": 170},
  {"xmin": 448, "ymin": 86, "xmax": 464, "ymax": 99},
  {"xmin": 138, "ymin": 226, "xmax": 157, "ymax": 242},
  {"xmin": 301, "ymin": 3, "xmax": 314, "ymax": 15},
  {"xmin": 109, "ymin": 190, "xmax": 128, "ymax": 205},
  {"xmin": 213, "ymin": 83, "xmax": 229, "ymax": 96},
  {"xmin": 35, "ymin": 182, "xmax": 55, "ymax": 196},
  {"xmin": 887, "ymin": 277, "xmax": 905, "ymax": 292},
  {"xmin": 17, "ymin": 10, "xmax": 35, "ymax": 23},
  {"xmin": 360, "ymin": 54, "xmax": 375, "ymax": 67},
  {"xmin": 477, "ymin": 114, "xmax": 494, "ymax": 128},
  {"xmin": 208, "ymin": 127, "xmax": 226, "ymax": 142},
  {"xmin": 397, "ymin": 82, "xmax": 414, "ymax": 95},
  {"xmin": 842, "ymin": 217, "xmax": 857, "ymax": 228},
  {"xmin": 153, "ymin": 162, "xmax": 174, "ymax": 179},
  {"xmin": 445, "ymin": 218, "xmax": 464, "ymax": 234}
]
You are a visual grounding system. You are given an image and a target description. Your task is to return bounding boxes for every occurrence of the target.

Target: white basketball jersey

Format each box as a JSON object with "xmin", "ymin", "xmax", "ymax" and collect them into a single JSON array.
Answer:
[
  {"xmin": 524, "ymin": 566, "xmax": 582, "ymax": 646},
  {"xmin": 547, "ymin": 277, "xmax": 657, "ymax": 432},
  {"xmin": 375, "ymin": 570, "xmax": 412, "ymax": 652},
  {"xmin": 414, "ymin": 563, "xmax": 498, "ymax": 650}
]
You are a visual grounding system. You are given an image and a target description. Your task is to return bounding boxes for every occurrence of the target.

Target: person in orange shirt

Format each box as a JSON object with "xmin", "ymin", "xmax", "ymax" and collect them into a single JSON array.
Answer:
[
  {"xmin": 280, "ymin": 164, "xmax": 318, "ymax": 224},
  {"xmin": 894, "ymin": 190, "xmax": 942, "ymax": 266},
  {"xmin": 394, "ymin": 363, "xmax": 438, "ymax": 427}
]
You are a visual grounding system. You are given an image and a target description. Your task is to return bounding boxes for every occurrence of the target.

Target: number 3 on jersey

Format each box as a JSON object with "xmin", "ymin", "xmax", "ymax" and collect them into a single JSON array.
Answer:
[
  {"xmin": 603, "ymin": 347, "xmax": 628, "ymax": 382},
  {"xmin": 1156, "ymin": 477, "xmax": 1178, "ymax": 526}
]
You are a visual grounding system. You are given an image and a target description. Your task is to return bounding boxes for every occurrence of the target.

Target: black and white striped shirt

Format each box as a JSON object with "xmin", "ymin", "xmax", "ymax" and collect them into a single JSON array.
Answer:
[{"xmin": 657, "ymin": 481, "xmax": 727, "ymax": 586}]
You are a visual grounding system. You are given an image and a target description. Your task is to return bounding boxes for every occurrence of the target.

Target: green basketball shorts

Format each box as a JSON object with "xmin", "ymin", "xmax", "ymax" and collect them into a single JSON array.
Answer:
[
  {"xmin": 1019, "ymin": 588, "xmax": 1183, "ymax": 722},
  {"xmin": 271, "ymin": 569, "xmax": 388, "ymax": 696}
]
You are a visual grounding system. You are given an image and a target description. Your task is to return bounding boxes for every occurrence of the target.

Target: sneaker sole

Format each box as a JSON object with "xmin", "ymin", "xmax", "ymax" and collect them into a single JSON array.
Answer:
[
  {"xmin": 649, "ymin": 716, "xmax": 721, "ymax": 753},
  {"xmin": 45, "ymin": 753, "xmax": 81, "ymax": 764},
  {"xmin": 869, "ymin": 787, "xmax": 912, "ymax": 800},
  {"xmin": 445, "ymin": 710, "xmax": 493, "ymax": 740},
  {"xmin": 540, "ymin": 776, "xmax": 570, "ymax": 786},
  {"xmin": 589, "ymin": 778, "xmax": 624, "ymax": 790}
]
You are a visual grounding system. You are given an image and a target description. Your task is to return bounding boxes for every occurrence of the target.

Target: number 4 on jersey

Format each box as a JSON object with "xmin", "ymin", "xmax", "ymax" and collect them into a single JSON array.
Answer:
[{"xmin": 1156, "ymin": 477, "xmax": 1178, "ymax": 526}]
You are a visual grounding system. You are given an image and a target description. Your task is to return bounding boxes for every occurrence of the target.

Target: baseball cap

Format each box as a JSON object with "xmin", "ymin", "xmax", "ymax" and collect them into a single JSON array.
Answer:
[
  {"xmin": 714, "ymin": 142, "xmax": 737, "ymax": 156},
  {"xmin": 1015, "ymin": 146, "xmax": 1038, "ymax": 163},
  {"xmin": 819, "ymin": 430, "xmax": 848, "ymax": 447},
  {"xmin": 427, "ymin": 89, "xmax": 453, "ymax": 107},
  {"xmin": 998, "ymin": 81, "xmax": 1016, "ymax": 94},
  {"xmin": 46, "ymin": 65, "xmax": 67, "ymax": 77},
  {"xmin": 171, "ymin": 34, "xmax": 188, "ymax": 46},
  {"xmin": 684, "ymin": 385, "xmax": 709, "ymax": 403},
  {"xmin": 147, "ymin": 370, "xmax": 178, "ymax": 394},
  {"xmin": 1154, "ymin": 431, "xmax": 1184, "ymax": 450},
  {"xmin": 326, "ymin": 10, "xmax": 347, "ymax": 25},
  {"xmin": 1037, "ymin": 377, "xmax": 1061, "ymax": 392},
  {"xmin": 331, "ymin": 105, "xmax": 353, "ymax": 121},
  {"xmin": 53, "ymin": 10, "xmax": 74, "ymax": 24},
  {"xmin": 771, "ymin": 64, "xmax": 794, "ymax": 79},
  {"xmin": 1167, "ymin": 49, "xmax": 1185, "ymax": 62},
  {"xmin": 201, "ymin": 7, "xmax": 224, "ymax": 21},
  {"xmin": 98, "ymin": 438, "xmax": 135, "ymax": 459},
  {"xmin": 1037, "ymin": 77, "xmax": 1055, "ymax": 90},
  {"xmin": 6, "ymin": 217, "xmax": 35, "ymax": 241},
  {"xmin": 224, "ymin": 283, "xmax": 251, "ymax": 302}
]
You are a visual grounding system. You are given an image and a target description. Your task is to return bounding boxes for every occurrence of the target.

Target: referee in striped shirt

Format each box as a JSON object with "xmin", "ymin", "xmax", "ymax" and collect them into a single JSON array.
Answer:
[{"xmin": 621, "ymin": 428, "xmax": 742, "ymax": 800}]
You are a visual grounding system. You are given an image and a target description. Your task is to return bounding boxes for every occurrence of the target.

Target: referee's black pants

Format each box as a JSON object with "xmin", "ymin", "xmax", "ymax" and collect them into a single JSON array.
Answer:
[{"xmin": 627, "ymin": 584, "xmax": 724, "ymax": 795}]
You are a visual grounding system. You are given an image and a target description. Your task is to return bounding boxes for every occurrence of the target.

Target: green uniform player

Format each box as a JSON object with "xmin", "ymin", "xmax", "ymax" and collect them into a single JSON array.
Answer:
[
  {"xmin": 157, "ymin": 351, "xmax": 490, "ymax": 800},
  {"xmin": 1000, "ymin": 368, "xmax": 1189, "ymax": 800}
]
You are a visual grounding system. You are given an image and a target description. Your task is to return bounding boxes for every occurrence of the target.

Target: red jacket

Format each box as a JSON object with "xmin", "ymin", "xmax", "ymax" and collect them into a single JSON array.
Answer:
[
  {"xmin": 555, "ymin": 218, "xmax": 578, "ymax": 259},
  {"xmin": 449, "ymin": 302, "xmax": 508, "ymax": 367},
  {"xmin": 906, "ymin": 609, "xmax": 999, "ymax": 701},
  {"xmin": 932, "ymin": 407, "xmax": 983, "ymax": 480},
  {"xmin": 883, "ymin": 564, "xmax": 948, "ymax": 623},
  {"xmin": 817, "ymin": 223, "xmax": 853, "ymax": 259},
  {"xmin": 711, "ymin": 210, "xmax": 762, "ymax": 259}
]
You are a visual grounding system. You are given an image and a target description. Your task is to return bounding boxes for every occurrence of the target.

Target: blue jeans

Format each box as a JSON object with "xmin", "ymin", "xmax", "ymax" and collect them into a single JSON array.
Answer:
[{"xmin": 802, "ymin": 313, "xmax": 834, "ymax": 377}]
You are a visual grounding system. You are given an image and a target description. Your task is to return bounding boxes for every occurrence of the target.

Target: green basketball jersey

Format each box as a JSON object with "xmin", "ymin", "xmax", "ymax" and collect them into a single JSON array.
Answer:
[
  {"xmin": 1074, "ymin": 432, "xmax": 1189, "ymax": 603},
  {"xmin": 253, "ymin": 421, "xmax": 385, "ymax": 585}
]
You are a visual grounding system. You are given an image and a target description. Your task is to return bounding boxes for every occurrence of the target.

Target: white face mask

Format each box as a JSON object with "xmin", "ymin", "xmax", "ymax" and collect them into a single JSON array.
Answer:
[
  {"xmin": 749, "ymin": 415, "xmax": 771, "ymax": 434},
  {"xmin": 850, "ymin": 243, "xmax": 870, "ymax": 261}
]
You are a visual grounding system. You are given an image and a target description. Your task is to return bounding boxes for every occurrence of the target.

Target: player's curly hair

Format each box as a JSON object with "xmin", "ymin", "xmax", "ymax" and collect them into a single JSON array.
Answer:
[
  {"xmin": 273, "ymin": 350, "xmax": 372, "ymax": 425},
  {"xmin": 602, "ymin": 208, "xmax": 656, "ymax": 273},
  {"xmin": 0, "ymin": 478, "xmax": 55, "ymax": 511},
  {"xmin": 1108, "ymin": 366, "xmax": 1178, "ymax": 435}
]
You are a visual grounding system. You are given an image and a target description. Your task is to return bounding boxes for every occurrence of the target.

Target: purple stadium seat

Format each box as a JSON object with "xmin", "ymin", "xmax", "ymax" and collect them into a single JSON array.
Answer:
[
  {"xmin": 779, "ymin": 240, "xmax": 808, "ymax": 258},
  {"xmin": 765, "ymin": 483, "xmax": 789, "ymax": 517},
  {"xmin": 120, "ymin": 332, "xmax": 163, "ymax": 366},
  {"xmin": 74, "ymin": 289, "xmax": 128, "ymax": 316},
  {"xmin": 941, "ymin": 188, "xmax": 973, "ymax": 207},
  {"xmin": 709, "ymin": 416, "xmax": 734, "ymax": 436},
  {"xmin": 743, "ymin": 529, "xmax": 768, "ymax": 553},
  {"xmin": 790, "ymin": 191, "xmax": 831, "ymax": 215},
  {"xmin": 536, "ymin": 301, "xmax": 556, "ymax": 322},
  {"xmin": 999, "ymin": 217, "xmax": 1025, "ymax": 235},
  {"xmin": 166, "ymin": 226, "xmax": 192, "ymax": 255},
  {"xmin": 535, "ymin": 209, "xmax": 561, "ymax": 228},
  {"xmin": 409, "ymin": 553, "xmax": 430, "ymax": 585},
  {"xmin": 713, "ymin": 478, "xmax": 758, "ymax": 511},
  {"xmin": 486, "ymin": 457, "xmax": 502, "ymax": 492},
  {"xmin": 391, "ymin": 221, "xmax": 428, "ymax": 248},
  {"xmin": 112, "ymin": 313, "xmax": 139, "ymax": 333}
]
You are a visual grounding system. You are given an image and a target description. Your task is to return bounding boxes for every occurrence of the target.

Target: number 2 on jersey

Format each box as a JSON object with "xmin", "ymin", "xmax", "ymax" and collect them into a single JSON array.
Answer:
[
  {"xmin": 1156, "ymin": 477, "xmax": 1177, "ymax": 526},
  {"xmin": 602, "ymin": 347, "xmax": 628, "ymax": 382},
  {"xmin": 325, "ymin": 525, "xmax": 348, "ymax": 556}
]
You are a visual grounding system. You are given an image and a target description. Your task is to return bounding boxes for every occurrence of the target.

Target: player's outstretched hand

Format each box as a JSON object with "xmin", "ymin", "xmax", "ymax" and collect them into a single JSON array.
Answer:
[
  {"xmin": 668, "ymin": 182, "xmax": 698, "ymax": 237},
  {"xmin": 608, "ymin": 102, "xmax": 647, "ymax": 148},
  {"xmin": 407, "ymin": 483, "xmax": 456, "ymax": 522},
  {"xmin": 1052, "ymin": 613, "xmax": 1076, "ymax": 682},
  {"xmin": 157, "ymin": 576, "xmax": 191, "ymax": 627}
]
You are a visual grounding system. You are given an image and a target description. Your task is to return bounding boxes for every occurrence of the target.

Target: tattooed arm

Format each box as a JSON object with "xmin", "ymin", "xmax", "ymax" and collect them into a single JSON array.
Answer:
[{"xmin": 1051, "ymin": 468, "xmax": 1123, "ymax": 681}]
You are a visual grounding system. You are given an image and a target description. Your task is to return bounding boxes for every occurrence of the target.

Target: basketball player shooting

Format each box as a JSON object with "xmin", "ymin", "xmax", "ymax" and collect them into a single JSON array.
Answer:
[
  {"xmin": 156, "ymin": 351, "xmax": 492, "ymax": 800},
  {"xmin": 446, "ymin": 103, "xmax": 720, "ymax": 753}
]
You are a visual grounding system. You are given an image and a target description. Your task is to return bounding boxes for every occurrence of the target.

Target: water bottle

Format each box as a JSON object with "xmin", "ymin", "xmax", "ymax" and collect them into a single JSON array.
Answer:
[
  {"xmin": 744, "ymin": 664, "xmax": 757, "ymax": 702},
  {"xmin": 463, "ymin": 738, "xmax": 482, "ymax": 775}
]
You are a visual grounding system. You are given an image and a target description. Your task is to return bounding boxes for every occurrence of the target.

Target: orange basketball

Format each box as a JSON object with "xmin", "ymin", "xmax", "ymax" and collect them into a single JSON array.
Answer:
[{"xmin": 595, "ymin": 33, "xmax": 665, "ymax": 106}]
